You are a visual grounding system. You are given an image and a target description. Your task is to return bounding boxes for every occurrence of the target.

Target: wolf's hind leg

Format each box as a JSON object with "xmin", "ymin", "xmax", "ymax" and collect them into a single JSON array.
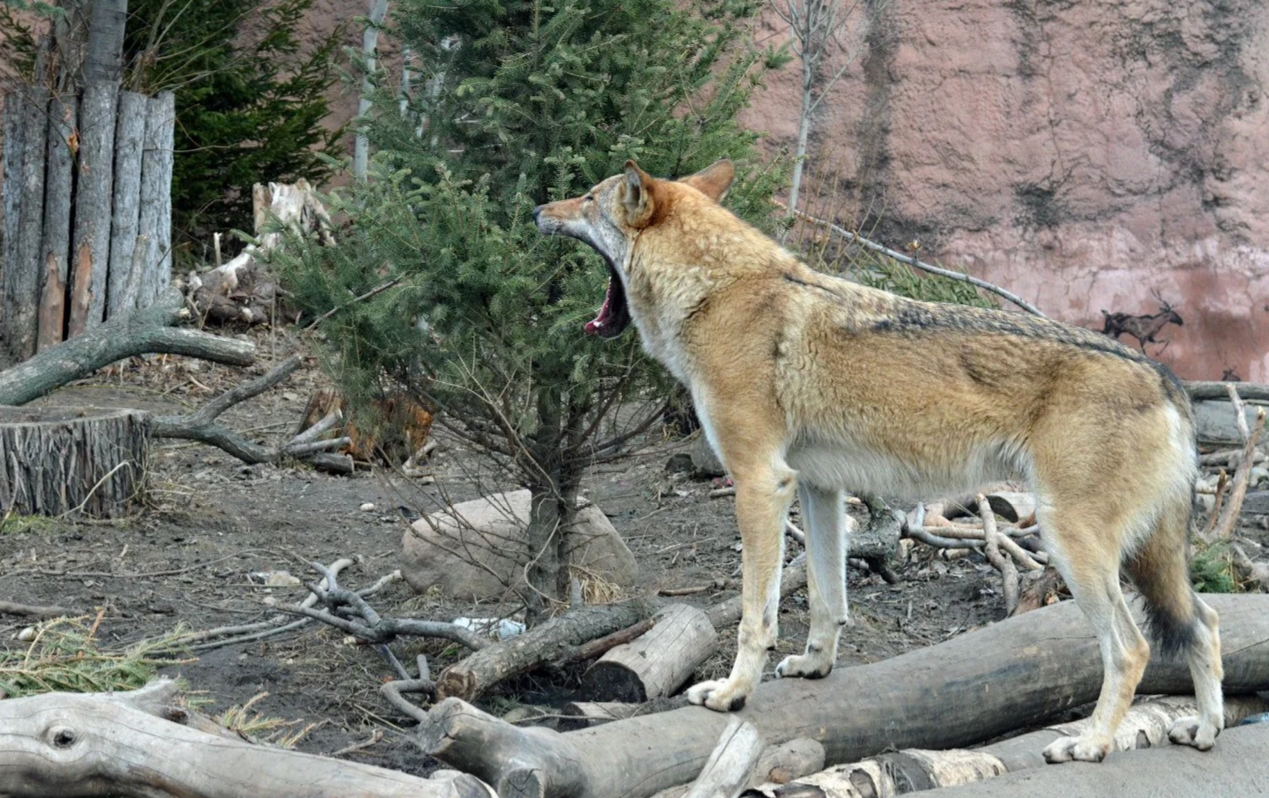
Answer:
[
  {"xmin": 1042, "ymin": 513, "xmax": 1151, "ymax": 764},
  {"xmin": 776, "ymin": 483, "xmax": 847, "ymax": 680}
]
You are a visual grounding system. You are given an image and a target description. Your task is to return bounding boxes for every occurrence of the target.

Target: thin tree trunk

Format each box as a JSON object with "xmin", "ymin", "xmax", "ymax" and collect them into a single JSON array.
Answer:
[
  {"xmin": 37, "ymin": 92, "xmax": 77, "ymax": 352},
  {"xmin": 353, "ymin": 0, "xmax": 390, "ymax": 179},
  {"xmin": 5, "ymin": 84, "xmax": 49, "ymax": 360},
  {"xmin": 68, "ymin": 80, "xmax": 118, "ymax": 334},
  {"xmin": 106, "ymin": 91, "xmax": 147, "ymax": 317},
  {"xmin": 82, "ymin": 0, "xmax": 128, "ymax": 83},
  {"xmin": 785, "ymin": 75, "xmax": 814, "ymax": 221}
]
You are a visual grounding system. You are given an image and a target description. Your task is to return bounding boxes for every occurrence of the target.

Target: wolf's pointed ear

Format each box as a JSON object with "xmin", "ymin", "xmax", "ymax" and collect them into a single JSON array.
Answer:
[
  {"xmin": 623, "ymin": 160, "xmax": 656, "ymax": 226},
  {"xmin": 680, "ymin": 159, "xmax": 735, "ymax": 203}
]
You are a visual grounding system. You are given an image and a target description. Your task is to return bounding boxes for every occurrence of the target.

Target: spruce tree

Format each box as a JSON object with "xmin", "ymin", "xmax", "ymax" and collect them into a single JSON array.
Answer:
[{"xmin": 279, "ymin": 0, "xmax": 787, "ymax": 623}]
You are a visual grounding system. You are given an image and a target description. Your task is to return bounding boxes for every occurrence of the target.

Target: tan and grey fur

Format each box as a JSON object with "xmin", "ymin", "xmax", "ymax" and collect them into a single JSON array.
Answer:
[{"xmin": 533, "ymin": 160, "xmax": 1223, "ymax": 763}]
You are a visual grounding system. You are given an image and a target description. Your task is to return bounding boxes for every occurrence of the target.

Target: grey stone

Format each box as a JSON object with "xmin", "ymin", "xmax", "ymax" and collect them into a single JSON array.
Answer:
[{"xmin": 401, "ymin": 490, "xmax": 638, "ymax": 601}]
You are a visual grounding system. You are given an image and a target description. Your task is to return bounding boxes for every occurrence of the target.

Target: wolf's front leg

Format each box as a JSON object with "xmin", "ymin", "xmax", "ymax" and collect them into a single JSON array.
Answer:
[
  {"xmin": 688, "ymin": 462, "xmax": 795, "ymax": 712},
  {"xmin": 776, "ymin": 484, "xmax": 848, "ymax": 679}
]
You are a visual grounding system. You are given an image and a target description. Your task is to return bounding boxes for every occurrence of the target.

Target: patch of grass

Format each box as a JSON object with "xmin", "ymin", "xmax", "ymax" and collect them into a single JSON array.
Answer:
[
  {"xmin": 216, "ymin": 692, "xmax": 319, "ymax": 748},
  {"xmin": 0, "ymin": 616, "xmax": 190, "ymax": 698},
  {"xmin": 1190, "ymin": 543, "xmax": 1239, "ymax": 593},
  {"xmin": 0, "ymin": 512, "xmax": 58, "ymax": 536}
]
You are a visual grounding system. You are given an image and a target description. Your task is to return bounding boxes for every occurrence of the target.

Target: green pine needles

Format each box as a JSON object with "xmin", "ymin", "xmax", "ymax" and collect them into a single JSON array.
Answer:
[{"xmin": 278, "ymin": 0, "xmax": 786, "ymax": 621}]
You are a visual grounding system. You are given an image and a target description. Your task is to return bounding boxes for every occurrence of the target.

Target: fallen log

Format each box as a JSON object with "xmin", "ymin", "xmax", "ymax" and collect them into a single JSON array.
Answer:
[
  {"xmin": 752, "ymin": 739, "xmax": 825, "ymax": 787},
  {"xmin": 0, "ymin": 286, "xmax": 254, "ymax": 406},
  {"xmin": 1186, "ymin": 380, "xmax": 1269, "ymax": 403},
  {"xmin": 0, "ymin": 678, "xmax": 492, "ymax": 798},
  {"xmin": 435, "ymin": 598, "xmax": 656, "ymax": 701},
  {"xmin": 747, "ymin": 694, "xmax": 1269, "ymax": 797},
  {"xmin": 918, "ymin": 721, "xmax": 1269, "ymax": 798},
  {"xmin": 683, "ymin": 717, "xmax": 764, "ymax": 798},
  {"xmin": 416, "ymin": 593, "xmax": 1269, "ymax": 798},
  {"xmin": 583, "ymin": 603, "xmax": 718, "ymax": 702}
]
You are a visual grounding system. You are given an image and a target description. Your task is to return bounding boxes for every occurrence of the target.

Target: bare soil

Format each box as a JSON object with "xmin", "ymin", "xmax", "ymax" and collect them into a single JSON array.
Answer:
[{"xmin": 1, "ymin": 329, "xmax": 1263, "ymax": 776}]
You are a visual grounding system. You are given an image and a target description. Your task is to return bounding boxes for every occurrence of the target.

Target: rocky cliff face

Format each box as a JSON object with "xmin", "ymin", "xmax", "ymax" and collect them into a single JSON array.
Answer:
[
  {"xmin": 741, "ymin": 0, "xmax": 1269, "ymax": 380},
  {"xmin": 305, "ymin": 0, "xmax": 1266, "ymax": 380}
]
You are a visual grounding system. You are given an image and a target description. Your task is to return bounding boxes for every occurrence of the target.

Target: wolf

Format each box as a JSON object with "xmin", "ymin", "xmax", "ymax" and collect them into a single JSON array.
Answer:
[{"xmin": 533, "ymin": 159, "xmax": 1223, "ymax": 763}]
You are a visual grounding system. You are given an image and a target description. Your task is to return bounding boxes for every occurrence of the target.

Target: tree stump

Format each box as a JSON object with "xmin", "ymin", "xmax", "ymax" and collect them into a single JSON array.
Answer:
[{"xmin": 0, "ymin": 407, "xmax": 148, "ymax": 518}]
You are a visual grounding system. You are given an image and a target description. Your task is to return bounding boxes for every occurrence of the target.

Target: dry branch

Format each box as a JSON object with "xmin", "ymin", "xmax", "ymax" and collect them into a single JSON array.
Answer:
[
  {"xmin": 1205, "ymin": 387, "xmax": 1265, "ymax": 542},
  {"xmin": 0, "ymin": 287, "xmax": 254, "ymax": 406},
  {"xmin": 416, "ymin": 593, "xmax": 1269, "ymax": 798},
  {"xmin": 0, "ymin": 678, "xmax": 492, "ymax": 798},
  {"xmin": 436, "ymin": 598, "xmax": 656, "ymax": 701},
  {"xmin": 789, "ymin": 209, "xmax": 1045, "ymax": 317},
  {"xmin": 0, "ymin": 600, "xmax": 69, "ymax": 618},
  {"xmin": 284, "ymin": 561, "xmax": 489, "ymax": 652},
  {"xmin": 978, "ymin": 495, "xmax": 1019, "ymax": 614}
]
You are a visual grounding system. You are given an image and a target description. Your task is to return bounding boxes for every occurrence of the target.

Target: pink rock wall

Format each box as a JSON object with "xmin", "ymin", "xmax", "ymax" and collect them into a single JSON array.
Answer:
[
  {"xmin": 741, "ymin": 0, "xmax": 1269, "ymax": 380},
  {"xmin": 301, "ymin": 0, "xmax": 1268, "ymax": 379}
]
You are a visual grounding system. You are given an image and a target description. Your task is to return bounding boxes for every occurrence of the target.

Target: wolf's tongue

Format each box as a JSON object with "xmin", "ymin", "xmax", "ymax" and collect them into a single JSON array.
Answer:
[{"xmin": 584, "ymin": 280, "xmax": 615, "ymax": 335}]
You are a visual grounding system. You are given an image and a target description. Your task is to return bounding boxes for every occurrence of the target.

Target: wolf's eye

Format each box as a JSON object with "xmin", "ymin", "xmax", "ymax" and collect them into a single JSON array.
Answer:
[{"xmin": 584, "ymin": 195, "xmax": 593, "ymax": 203}]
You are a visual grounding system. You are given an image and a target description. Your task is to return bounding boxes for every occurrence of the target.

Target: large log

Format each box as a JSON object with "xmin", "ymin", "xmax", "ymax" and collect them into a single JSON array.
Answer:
[
  {"xmin": 750, "ymin": 695, "xmax": 1269, "ymax": 798},
  {"xmin": 0, "ymin": 287, "xmax": 254, "ymax": 406},
  {"xmin": 0, "ymin": 406, "xmax": 148, "ymax": 517},
  {"xmin": 105, "ymin": 91, "xmax": 148, "ymax": 318},
  {"xmin": 37, "ymin": 93, "xmax": 78, "ymax": 352},
  {"xmin": 435, "ymin": 598, "xmax": 655, "ymax": 701},
  {"xmin": 583, "ymin": 603, "xmax": 718, "ymax": 702},
  {"xmin": 136, "ymin": 91, "xmax": 174, "ymax": 307},
  {"xmin": 416, "ymin": 594, "xmax": 1269, "ymax": 798},
  {"xmin": 0, "ymin": 679, "xmax": 493, "ymax": 798},
  {"xmin": 68, "ymin": 80, "xmax": 119, "ymax": 334},
  {"xmin": 918, "ymin": 722, "xmax": 1269, "ymax": 798},
  {"xmin": 4, "ymin": 84, "xmax": 48, "ymax": 360}
]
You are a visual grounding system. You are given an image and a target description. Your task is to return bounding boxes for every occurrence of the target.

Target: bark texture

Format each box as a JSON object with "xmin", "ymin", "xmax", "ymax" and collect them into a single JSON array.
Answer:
[{"xmin": 0, "ymin": 407, "xmax": 148, "ymax": 517}]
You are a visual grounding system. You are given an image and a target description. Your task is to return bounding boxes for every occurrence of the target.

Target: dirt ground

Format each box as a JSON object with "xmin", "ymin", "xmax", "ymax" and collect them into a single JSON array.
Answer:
[{"xmin": 1, "ymin": 329, "xmax": 1264, "ymax": 777}]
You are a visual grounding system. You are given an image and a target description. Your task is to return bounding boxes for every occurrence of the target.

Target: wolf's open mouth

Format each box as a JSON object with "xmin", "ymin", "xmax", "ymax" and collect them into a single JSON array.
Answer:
[{"xmin": 585, "ymin": 264, "xmax": 631, "ymax": 338}]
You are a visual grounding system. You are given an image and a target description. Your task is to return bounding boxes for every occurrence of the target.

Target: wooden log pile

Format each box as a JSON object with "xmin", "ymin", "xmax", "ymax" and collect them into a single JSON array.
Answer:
[
  {"xmin": 1, "ymin": 85, "xmax": 174, "ymax": 361},
  {"xmin": 414, "ymin": 593, "xmax": 1269, "ymax": 798}
]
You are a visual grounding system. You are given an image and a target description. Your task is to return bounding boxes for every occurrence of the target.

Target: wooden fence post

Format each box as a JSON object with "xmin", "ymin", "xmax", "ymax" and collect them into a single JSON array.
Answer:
[
  {"xmin": 106, "ymin": 90, "xmax": 147, "ymax": 317},
  {"xmin": 37, "ymin": 92, "xmax": 78, "ymax": 351},
  {"xmin": 68, "ymin": 79, "xmax": 119, "ymax": 335},
  {"xmin": 4, "ymin": 85, "xmax": 49, "ymax": 360},
  {"xmin": 136, "ymin": 90, "xmax": 173, "ymax": 308}
]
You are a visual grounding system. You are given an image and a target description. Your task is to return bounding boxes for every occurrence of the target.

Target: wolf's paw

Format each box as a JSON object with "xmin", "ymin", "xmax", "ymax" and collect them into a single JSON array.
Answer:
[
  {"xmin": 1042, "ymin": 734, "xmax": 1110, "ymax": 764},
  {"xmin": 686, "ymin": 679, "xmax": 749, "ymax": 712},
  {"xmin": 1168, "ymin": 715, "xmax": 1220, "ymax": 751},
  {"xmin": 774, "ymin": 653, "xmax": 833, "ymax": 680}
]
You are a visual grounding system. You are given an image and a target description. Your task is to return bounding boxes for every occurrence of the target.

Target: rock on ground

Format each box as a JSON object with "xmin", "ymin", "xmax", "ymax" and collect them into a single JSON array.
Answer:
[{"xmin": 401, "ymin": 490, "xmax": 638, "ymax": 601}]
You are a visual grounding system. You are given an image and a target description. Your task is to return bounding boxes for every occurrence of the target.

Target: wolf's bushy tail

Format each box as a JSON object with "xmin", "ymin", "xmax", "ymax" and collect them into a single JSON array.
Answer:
[{"xmin": 1125, "ymin": 484, "xmax": 1199, "ymax": 657}]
